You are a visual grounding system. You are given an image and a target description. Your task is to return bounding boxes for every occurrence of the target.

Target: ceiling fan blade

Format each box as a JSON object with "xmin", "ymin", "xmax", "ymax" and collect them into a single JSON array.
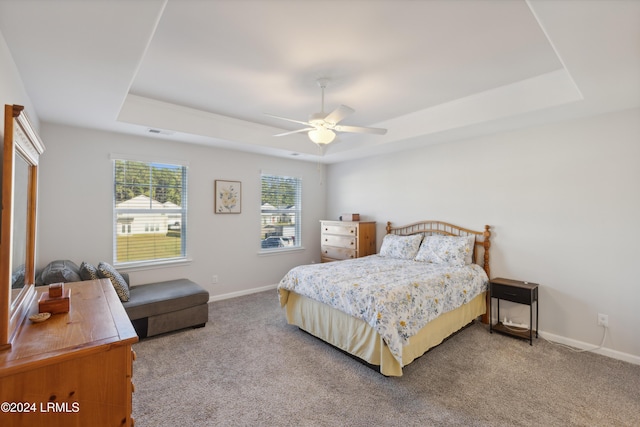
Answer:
[
  {"xmin": 323, "ymin": 104, "xmax": 355, "ymax": 125},
  {"xmin": 334, "ymin": 124, "xmax": 387, "ymax": 135},
  {"xmin": 273, "ymin": 127, "xmax": 314, "ymax": 137},
  {"xmin": 264, "ymin": 113, "xmax": 311, "ymax": 127}
]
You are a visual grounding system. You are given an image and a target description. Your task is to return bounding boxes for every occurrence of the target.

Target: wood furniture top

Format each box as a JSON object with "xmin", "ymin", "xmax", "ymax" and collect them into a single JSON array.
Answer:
[
  {"xmin": 0, "ymin": 279, "xmax": 138, "ymax": 376},
  {"xmin": 490, "ymin": 277, "xmax": 539, "ymax": 290}
]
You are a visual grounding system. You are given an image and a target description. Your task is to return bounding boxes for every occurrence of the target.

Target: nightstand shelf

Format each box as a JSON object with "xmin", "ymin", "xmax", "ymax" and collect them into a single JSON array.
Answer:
[{"xmin": 489, "ymin": 277, "xmax": 539, "ymax": 345}]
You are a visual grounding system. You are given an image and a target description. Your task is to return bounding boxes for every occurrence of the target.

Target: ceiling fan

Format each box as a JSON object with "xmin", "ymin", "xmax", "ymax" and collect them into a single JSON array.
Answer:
[{"xmin": 265, "ymin": 78, "xmax": 387, "ymax": 145}]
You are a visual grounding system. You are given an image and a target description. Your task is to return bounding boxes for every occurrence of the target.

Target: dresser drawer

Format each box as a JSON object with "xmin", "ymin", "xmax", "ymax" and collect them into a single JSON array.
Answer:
[
  {"xmin": 491, "ymin": 283, "xmax": 533, "ymax": 304},
  {"xmin": 322, "ymin": 246, "xmax": 357, "ymax": 260},
  {"xmin": 322, "ymin": 224, "xmax": 357, "ymax": 236},
  {"xmin": 323, "ymin": 234, "xmax": 356, "ymax": 249}
]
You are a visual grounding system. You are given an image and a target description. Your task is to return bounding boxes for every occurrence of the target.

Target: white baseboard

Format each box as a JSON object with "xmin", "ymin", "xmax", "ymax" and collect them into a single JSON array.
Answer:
[
  {"xmin": 540, "ymin": 330, "xmax": 640, "ymax": 366},
  {"xmin": 207, "ymin": 289, "xmax": 640, "ymax": 366},
  {"xmin": 208, "ymin": 284, "xmax": 278, "ymax": 302}
]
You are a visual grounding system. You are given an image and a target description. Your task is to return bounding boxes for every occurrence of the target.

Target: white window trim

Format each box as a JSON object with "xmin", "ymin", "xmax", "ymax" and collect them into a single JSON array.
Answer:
[{"xmin": 258, "ymin": 246, "xmax": 306, "ymax": 256}]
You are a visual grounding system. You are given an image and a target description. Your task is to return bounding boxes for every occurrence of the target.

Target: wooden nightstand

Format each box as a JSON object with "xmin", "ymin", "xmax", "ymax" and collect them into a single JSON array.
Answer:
[{"xmin": 489, "ymin": 277, "xmax": 539, "ymax": 345}]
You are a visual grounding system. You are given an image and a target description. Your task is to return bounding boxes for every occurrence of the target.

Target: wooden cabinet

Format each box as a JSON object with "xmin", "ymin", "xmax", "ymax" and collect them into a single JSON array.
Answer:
[
  {"xmin": 0, "ymin": 279, "xmax": 138, "ymax": 426},
  {"xmin": 320, "ymin": 220, "xmax": 376, "ymax": 262}
]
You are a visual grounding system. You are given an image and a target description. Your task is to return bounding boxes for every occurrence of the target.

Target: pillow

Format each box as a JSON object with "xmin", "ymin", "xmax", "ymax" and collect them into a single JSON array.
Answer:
[
  {"xmin": 97, "ymin": 262, "xmax": 130, "ymax": 302},
  {"xmin": 414, "ymin": 235, "xmax": 472, "ymax": 266},
  {"xmin": 463, "ymin": 234, "xmax": 475, "ymax": 265},
  {"xmin": 37, "ymin": 260, "xmax": 82, "ymax": 285},
  {"xmin": 11, "ymin": 264, "xmax": 25, "ymax": 289},
  {"xmin": 379, "ymin": 234, "xmax": 423, "ymax": 259},
  {"xmin": 79, "ymin": 261, "xmax": 100, "ymax": 281}
]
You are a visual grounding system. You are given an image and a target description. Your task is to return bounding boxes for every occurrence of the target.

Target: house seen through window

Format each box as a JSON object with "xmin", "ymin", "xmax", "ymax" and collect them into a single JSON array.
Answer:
[
  {"xmin": 260, "ymin": 173, "xmax": 301, "ymax": 250},
  {"xmin": 113, "ymin": 159, "xmax": 187, "ymax": 266}
]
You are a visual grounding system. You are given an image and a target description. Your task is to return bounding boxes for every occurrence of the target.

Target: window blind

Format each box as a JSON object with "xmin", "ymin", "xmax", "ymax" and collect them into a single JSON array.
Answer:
[
  {"xmin": 113, "ymin": 159, "xmax": 188, "ymax": 266},
  {"xmin": 260, "ymin": 173, "xmax": 302, "ymax": 250}
]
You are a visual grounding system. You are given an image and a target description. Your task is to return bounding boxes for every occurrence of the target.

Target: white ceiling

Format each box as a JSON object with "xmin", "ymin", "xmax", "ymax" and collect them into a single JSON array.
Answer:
[{"xmin": 0, "ymin": 0, "xmax": 638, "ymax": 163}]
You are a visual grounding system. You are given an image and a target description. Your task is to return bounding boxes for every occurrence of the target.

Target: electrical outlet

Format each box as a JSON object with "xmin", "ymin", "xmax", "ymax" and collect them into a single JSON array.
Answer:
[
  {"xmin": 597, "ymin": 313, "xmax": 608, "ymax": 327},
  {"xmin": 212, "ymin": 275, "xmax": 218, "ymax": 284}
]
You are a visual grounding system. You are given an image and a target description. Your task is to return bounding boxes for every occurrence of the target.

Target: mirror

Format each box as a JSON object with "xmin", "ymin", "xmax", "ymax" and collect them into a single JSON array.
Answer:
[
  {"xmin": 10, "ymin": 154, "xmax": 28, "ymax": 296},
  {"xmin": 1, "ymin": 104, "xmax": 45, "ymax": 349}
]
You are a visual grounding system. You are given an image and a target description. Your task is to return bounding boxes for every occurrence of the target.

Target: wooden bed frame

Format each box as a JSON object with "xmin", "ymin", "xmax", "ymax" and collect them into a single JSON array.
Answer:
[{"xmin": 281, "ymin": 220, "xmax": 492, "ymax": 376}]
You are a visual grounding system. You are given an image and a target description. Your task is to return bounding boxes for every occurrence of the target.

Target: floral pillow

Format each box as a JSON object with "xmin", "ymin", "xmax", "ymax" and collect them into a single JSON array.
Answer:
[
  {"xmin": 463, "ymin": 234, "xmax": 476, "ymax": 265},
  {"xmin": 379, "ymin": 234, "xmax": 423, "ymax": 259},
  {"xmin": 414, "ymin": 235, "xmax": 472, "ymax": 266}
]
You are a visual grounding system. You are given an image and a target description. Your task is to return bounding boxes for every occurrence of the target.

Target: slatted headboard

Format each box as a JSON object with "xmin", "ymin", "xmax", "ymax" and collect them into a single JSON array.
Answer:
[{"xmin": 386, "ymin": 220, "xmax": 491, "ymax": 279}]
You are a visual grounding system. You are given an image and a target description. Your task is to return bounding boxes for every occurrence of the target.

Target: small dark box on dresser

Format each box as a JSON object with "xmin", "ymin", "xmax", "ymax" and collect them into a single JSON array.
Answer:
[
  {"xmin": 38, "ymin": 288, "xmax": 71, "ymax": 314},
  {"xmin": 48, "ymin": 282, "xmax": 64, "ymax": 298},
  {"xmin": 339, "ymin": 213, "xmax": 360, "ymax": 221}
]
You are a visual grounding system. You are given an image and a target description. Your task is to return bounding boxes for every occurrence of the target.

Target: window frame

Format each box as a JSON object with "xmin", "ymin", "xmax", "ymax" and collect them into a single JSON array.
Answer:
[
  {"xmin": 111, "ymin": 155, "xmax": 189, "ymax": 268},
  {"xmin": 259, "ymin": 172, "xmax": 302, "ymax": 254}
]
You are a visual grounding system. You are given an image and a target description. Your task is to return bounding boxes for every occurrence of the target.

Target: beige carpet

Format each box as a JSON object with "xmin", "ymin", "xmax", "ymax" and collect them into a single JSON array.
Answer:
[{"xmin": 132, "ymin": 290, "xmax": 640, "ymax": 426}]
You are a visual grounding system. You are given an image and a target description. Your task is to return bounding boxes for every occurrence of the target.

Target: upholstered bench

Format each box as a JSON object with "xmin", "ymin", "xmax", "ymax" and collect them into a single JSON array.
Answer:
[
  {"xmin": 122, "ymin": 278, "xmax": 210, "ymax": 339},
  {"xmin": 36, "ymin": 260, "xmax": 210, "ymax": 339}
]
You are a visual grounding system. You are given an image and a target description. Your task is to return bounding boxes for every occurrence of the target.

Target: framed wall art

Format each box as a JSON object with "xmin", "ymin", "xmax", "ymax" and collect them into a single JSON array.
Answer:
[{"xmin": 215, "ymin": 180, "xmax": 241, "ymax": 214}]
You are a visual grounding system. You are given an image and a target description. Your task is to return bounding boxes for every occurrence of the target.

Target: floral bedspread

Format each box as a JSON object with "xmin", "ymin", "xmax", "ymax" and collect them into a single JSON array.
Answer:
[{"xmin": 277, "ymin": 255, "xmax": 488, "ymax": 365}]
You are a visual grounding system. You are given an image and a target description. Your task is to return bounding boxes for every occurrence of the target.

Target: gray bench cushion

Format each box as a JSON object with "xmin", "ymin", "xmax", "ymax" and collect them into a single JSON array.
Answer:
[{"xmin": 122, "ymin": 279, "xmax": 209, "ymax": 320}]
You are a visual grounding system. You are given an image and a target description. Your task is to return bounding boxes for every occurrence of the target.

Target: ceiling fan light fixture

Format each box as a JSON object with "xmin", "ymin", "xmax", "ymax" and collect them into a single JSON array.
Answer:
[
  {"xmin": 266, "ymin": 77, "xmax": 387, "ymax": 147},
  {"xmin": 308, "ymin": 127, "xmax": 335, "ymax": 144}
]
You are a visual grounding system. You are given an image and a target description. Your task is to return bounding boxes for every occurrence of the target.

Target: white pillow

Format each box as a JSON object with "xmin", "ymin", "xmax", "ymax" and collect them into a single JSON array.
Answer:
[
  {"xmin": 379, "ymin": 234, "xmax": 423, "ymax": 259},
  {"xmin": 414, "ymin": 235, "xmax": 472, "ymax": 266},
  {"xmin": 464, "ymin": 234, "xmax": 475, "ymax": 265}
]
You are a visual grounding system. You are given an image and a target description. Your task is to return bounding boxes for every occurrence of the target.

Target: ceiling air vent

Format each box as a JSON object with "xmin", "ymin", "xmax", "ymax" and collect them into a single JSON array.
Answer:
[{"xmin": 147, "ymin": 128, "xmax": 174, "ymax": 135}]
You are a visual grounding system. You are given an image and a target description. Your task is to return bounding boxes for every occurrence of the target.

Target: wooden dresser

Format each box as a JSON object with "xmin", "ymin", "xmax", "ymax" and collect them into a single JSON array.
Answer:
[
  {"xmin": 0, "ymin": 279, "xmax": 138, "ymax": 427},
  {"xmin": 320, "ymin": 220, "xmax": 376, "ymax": 262}
]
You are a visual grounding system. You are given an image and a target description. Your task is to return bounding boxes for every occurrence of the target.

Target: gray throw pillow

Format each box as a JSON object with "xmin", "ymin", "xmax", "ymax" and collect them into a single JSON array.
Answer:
[{"xmin": 38, "ymin": 260, "xmax": 82, "ymax": 285}]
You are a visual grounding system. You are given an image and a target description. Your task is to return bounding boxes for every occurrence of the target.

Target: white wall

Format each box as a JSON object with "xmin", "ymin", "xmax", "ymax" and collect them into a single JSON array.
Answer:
[
  {"xmin": 36, "ymin": 123, "xmax": 326, "ymax": 298},
  {"xmin": 0, "ymin": 30, "xmax": 37, "ymax": 128},
  {"xmin": 326, "ymin": 108, "xmax": 640, "ymax": 362}
]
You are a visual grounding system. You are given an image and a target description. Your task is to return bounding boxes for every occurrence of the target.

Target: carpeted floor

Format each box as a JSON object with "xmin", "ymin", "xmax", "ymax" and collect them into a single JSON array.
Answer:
[{"xmin": 132, "ymin": 290, "xmax": 640, "ymax": 426}]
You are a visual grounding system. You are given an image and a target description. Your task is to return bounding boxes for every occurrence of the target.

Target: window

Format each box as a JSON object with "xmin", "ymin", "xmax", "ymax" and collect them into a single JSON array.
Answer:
[
  {"xmin": 260, "ymin": 173, "xmax": 302, "ymax": 251},
  {"xmin": 113, "ymin": 159, "xmax": 187, "ymax": 266}
]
